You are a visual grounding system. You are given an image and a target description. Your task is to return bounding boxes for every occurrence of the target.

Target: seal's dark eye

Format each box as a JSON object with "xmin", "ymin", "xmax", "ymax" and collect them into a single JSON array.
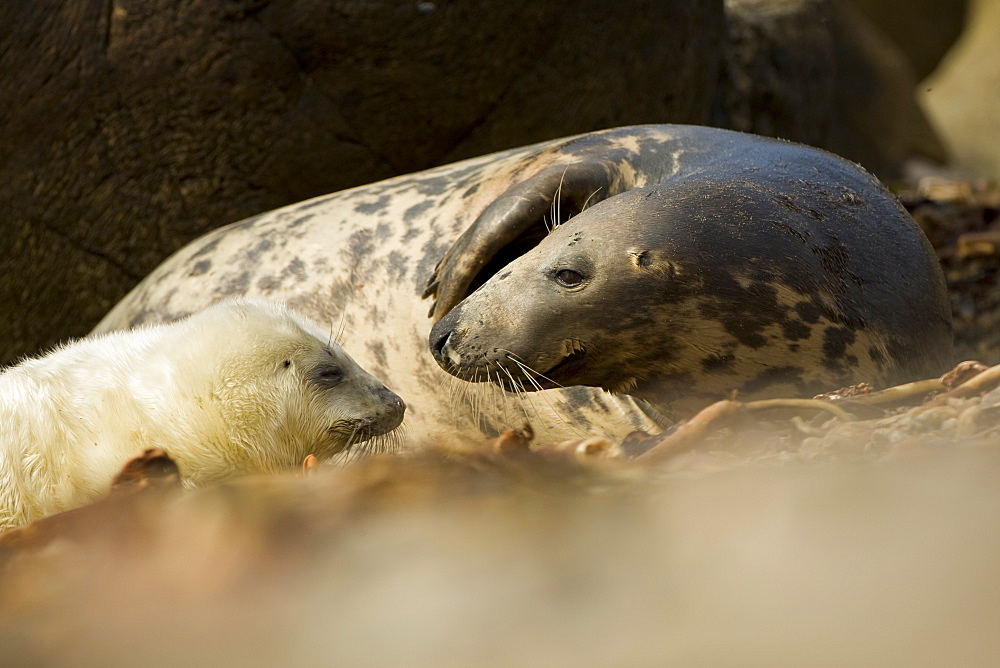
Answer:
[
  {"xmin": 555, "ymin": 268, "xmax": 585, "ymax": 287},
  {"xmin": 283, "ymin": 360, "xmax": 291, "ymax": 368},
  {"xmin": 312, "ymin": 364, "xmax": 344, "ymax": 388}
]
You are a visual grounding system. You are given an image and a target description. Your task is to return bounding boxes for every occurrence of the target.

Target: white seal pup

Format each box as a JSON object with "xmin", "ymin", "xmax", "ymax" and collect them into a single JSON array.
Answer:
[{"xmin": 0, "ymin": 299, "xmax": 404, "ymax": 530}]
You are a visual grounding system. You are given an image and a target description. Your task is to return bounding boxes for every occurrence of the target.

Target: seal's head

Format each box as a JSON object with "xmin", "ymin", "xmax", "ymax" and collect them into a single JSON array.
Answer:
[
  {"xmin": 429, "ymin": 175, "xmax": 952, "ymax": 417},
  {"xmin": 430, "ymin": 190, "xmax": 674, "ymax": 395},
  {"xmin": 177, "ymin": 299, "xmax": 405, "ymax": 479}
]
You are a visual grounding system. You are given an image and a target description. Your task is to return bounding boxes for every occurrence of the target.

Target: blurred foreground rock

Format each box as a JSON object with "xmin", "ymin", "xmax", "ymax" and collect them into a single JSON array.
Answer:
[{"xmin": 3, "ymin": 361, "xmax": 1000, "ymax": 666}]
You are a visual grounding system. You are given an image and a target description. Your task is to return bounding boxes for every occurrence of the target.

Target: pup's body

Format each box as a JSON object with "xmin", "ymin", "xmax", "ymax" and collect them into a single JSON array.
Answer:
[{"xmin": 0, "ymin": 299, "xmax": 403, "ymax": 530}]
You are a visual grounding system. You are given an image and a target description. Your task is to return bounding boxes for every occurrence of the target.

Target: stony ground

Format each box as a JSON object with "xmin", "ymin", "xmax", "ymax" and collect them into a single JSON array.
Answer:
[{"xmin": 901, "ymin": 177, "xmax": 1000, "ymax": 364}]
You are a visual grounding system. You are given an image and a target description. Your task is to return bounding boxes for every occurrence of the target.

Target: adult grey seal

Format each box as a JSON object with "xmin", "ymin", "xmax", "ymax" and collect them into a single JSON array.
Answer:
[
  {"xmin": 427, "ymin": 127, "xmax": 953, "ymax": 419},
  {"xmin": 1, "ymin": 298, "xmax": 404, "ymax": 530},
  {"xmin": 96, "ymin": 125, "xmax": 951, "ymax": 442}
]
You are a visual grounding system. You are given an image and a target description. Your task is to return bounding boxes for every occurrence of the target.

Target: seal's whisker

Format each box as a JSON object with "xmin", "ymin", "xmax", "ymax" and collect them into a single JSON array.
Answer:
[
  {"xmin": 483, "ymin": 366, "xmax": 496, "ymax": 425},
  {"xmin": 495, "ymin": 362, "xmax": 535, "ymax": 428},
  {"xmin": 485, "ymin": 366, "xmax": 507, "ymax": 428},
  {"xmin": 477, "ymin": 368, "xmax": 489, "ymax": 426},
  {"xmin": 461, "ymin": 377, "xmax": 476, "ymax": 429},
  {"xmin": 476, "ymin": 366, "xmax": 491, "ymax": 428},
  {"xmin": 507, "ymin": 354, "xmax": 592, "ymax": 434},
  {"xmin": 484, "ymin": 372, "xmax": 496, "ymax": 428},
  {"xmin": 387, "ymin": 427, "xmax": 406, "ymax": 455},
  {"xmin": 501, "ymin": 354, "xmax": 572, "ymax": 438},
  {"xmin": 366, "ymin": 425, "xmax": 405, "ymax": 457},
  {"xmin": 446, "ymin": 374, "xmax": 462, "ymax": 426},
  {"xmin": 453, "ymin": 374, "xmax": 472, "ymax": 428},
  {"xmin": 328, "ymin": 319, "xmax": 360, "ymax": 348},
  {"xmin": 498, "ymin": 349, "xmax": 555, "ymax": 400},
  {"xmin": 502, "ymin": 354, "xmax": 544, "ymax": 393},
  {"xmin": 505, "ymin": 355, "xmax": 592, "ymax": 439},
  {"xmin": 334, "ymin": 309, "xmax": 349, "ymax": 346},
  {"xmin": 509, "ymin": 360, "xmax": 543, "ymax": 395},
  {"xmin": 468, "ymin": 368, "xmax": 492, "ymax": 430},
  {"xmin": 552, "ymin": 167, "xmax": 568, "ymax": 229},
  {"xmin": 511, "ymin": 372, "xmax": 557, "ymax": 440},
  {"xmin": 581, "ymin": 186, "xmax": 603, "ymax": 212},
  {"xmin": 342, "ymin": 425, "xmax": 364, "ymax": 464},
  {"xmin": 493, "ymin": 365, "xmax": 520, "ymax": 429},
  {"xmin": 451, "ymin": 368, "xmax": 486, "ymax": 429},
  {"xmin": 498, "ymin": 349, "xmax": 569, "ymax": 390},
  {"xmin": 501, "ymin": 372, "xmax": 525, "ymax": 430}
]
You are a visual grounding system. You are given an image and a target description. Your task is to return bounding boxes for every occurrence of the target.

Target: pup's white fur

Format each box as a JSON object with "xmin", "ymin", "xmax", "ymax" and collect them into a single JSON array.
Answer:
[{"xmin": 0, "ymin": 299, "xmax": 404, "ymax": 531}]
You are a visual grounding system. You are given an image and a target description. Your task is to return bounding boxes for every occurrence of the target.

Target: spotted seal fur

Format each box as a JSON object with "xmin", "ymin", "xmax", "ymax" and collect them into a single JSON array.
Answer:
[
  {"xmin": 96, "ymin": 125, "xmax": 951, "ymax": 440},
  {"xmin": 1, "ymin": 299, "xmax": 404, "ymax": 530},
  {"xmin": 427, "ymin": 127, "xmax": 953, "ymax": 418}
]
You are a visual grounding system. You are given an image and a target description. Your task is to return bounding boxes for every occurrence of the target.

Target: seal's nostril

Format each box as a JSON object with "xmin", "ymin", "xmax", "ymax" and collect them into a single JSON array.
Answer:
[{"xmin": 431, "ymin": 329, "xmax": 453, "ymax": 361}]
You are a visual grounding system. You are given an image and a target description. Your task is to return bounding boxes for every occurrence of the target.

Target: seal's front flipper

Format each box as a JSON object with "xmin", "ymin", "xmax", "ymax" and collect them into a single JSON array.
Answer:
[{"xmin": 425, "ymin": 161, "xmax": 627, "ymax": 321}]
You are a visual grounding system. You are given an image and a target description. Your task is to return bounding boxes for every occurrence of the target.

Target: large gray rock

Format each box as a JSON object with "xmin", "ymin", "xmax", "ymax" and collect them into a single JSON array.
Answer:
[
  {"xmin": 718, "ymin": 0, "xmax": 946, "ymax": 176},
  {"xmin": 0, "ymin": 1, "xmax": 723, "ymax": 364},
  {"xmin": 847, "ymin": 0, "xmax": 968, "ymax": 80},
  {"xmin": 1, "ymin": 0, "xmax": 944, "ymax": 364},
  {"xmin": 922, "ymin": 0, "xmax": 1000, "ymax": 180}
]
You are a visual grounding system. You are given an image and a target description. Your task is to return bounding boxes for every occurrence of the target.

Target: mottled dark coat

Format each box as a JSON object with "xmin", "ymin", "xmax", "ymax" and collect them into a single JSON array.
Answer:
[{"xmin": 427, "ymin": 126, "xmax": 952, "ymax": 418}]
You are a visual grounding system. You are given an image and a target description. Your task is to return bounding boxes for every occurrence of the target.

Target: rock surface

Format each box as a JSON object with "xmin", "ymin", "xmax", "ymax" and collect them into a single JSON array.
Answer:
[
  {"xmin": 0, "ymin": 1, "xmax": 721, "ymax": 364},
  {"xmin": 847, "ymin": 0, "xmax": 967, "ymax": 79},
  {"xmin": 1, "ymin": 0, "xmax": 948, "ymax": 364},
  {"xmin": 922, "ymin": 0, "xmax": 1000, "ymax": 180}
]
